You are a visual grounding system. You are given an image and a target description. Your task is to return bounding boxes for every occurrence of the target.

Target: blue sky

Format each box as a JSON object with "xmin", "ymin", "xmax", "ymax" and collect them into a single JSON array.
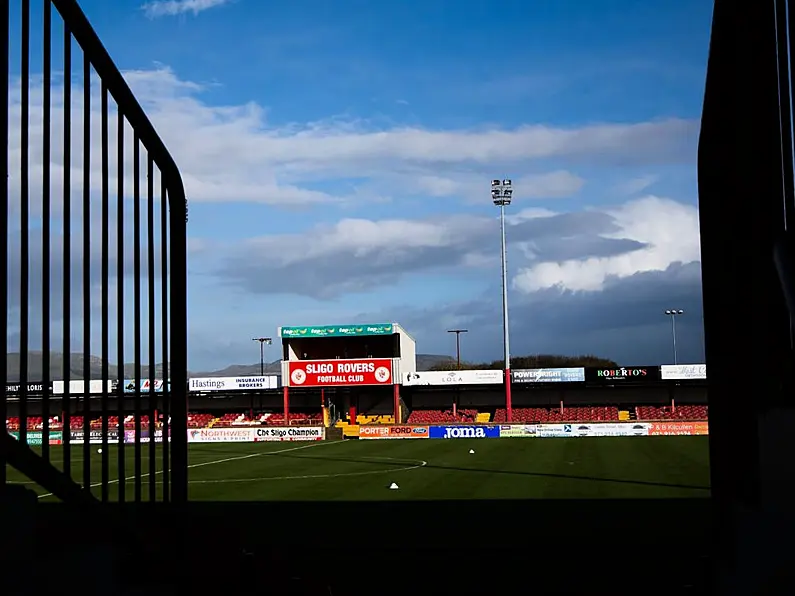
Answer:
[{"xmin": 7, "ymin": 0, "xmax": 714, "ymax": 372}]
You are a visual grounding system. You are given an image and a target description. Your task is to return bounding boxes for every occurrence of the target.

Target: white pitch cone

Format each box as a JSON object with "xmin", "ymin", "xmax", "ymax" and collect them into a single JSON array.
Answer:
[
  {"xmin": 469, "ymin": 449, "xmax": 475, "ymax": 454},
  {"xmin": 389, "ymin": 482, "xmax": 399, "ymax": 490}
]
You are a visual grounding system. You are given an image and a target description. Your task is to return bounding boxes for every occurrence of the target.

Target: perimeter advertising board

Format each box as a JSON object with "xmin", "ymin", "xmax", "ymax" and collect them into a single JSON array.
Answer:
[
  {"xmin": 5, "ymin": 382, "xmax": 53, "ymax": 394},
  {"xmin": 499, "ymin": 425, "xmax": 538, "ymax": 437},
  {"xmin": 187, "ymin": 426, "xmax": 325, "ymax": 443},
  {"xmin": 287, "ymin": 359, "xmax": 393, "ymax": 387},
  {"xmin": 428, "ymin": 425, "xmax": 500, "ymax": 439},
  {"xmin": 660, "ymin": 364, "xmax": 707, "ymax": 380},
  {"xmin": 585, "ymin": 366, "xmax": 660, "ymax": 383},
  {"xmin": 511, "ymin": 368, "xmax": 585, "ymax": 383},
  {"xmin": 189, "ymin": 376, "xmax": 279, "ymax": 392},
  {"xmin": 123, "ymin": 379, "xmax": 170, "ymax": 393},
  {"xmin": 403, "ymin": 369, "xmax": 503, "ymax": 386},
  {"xmin": 70, "ymin": 429, "xmax": 120, "ymax": 444},
  {"xmin": 279, "ymin": 324, "xmax": 394, "ymax": 338},
  {"xmin": 647, "ymin": 421, "xmax": 709, "ymax": 436},
  {"xmin": 53, "ymin": 380, "xmax": 114, "ymax": 395},
  {"xmin": 358, "ymin": 425, "xmax": 429, "ymax": 439},
  {"xmin": 9, "ymin": 431, "xmax": 63, "ymax": 445}
]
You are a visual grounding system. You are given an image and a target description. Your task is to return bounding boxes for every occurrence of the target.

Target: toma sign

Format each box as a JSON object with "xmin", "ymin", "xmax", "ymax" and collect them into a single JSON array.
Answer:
[{"xmin": 428, "ymin": 425, "xmax": 501, "ymax": 439}]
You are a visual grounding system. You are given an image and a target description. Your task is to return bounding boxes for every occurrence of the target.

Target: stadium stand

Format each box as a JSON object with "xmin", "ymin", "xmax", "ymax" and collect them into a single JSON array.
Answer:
[
  {"xmin": 636, "ymin": 405, "xmax": 708, "ymax": 420},
  {"xmin": 407, "ymin": 408, "xmax": 478, "ymax": 423}
]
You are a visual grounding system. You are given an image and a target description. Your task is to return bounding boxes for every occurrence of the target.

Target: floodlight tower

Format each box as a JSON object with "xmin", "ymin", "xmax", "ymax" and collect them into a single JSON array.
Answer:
[
  {"xmin": 252, "ymin": 337, "xmax": 273, "ymax": 376},
  {"xmin": 664, "ymin": 310, "xmax": 684, "ymax": 365},
  {"xmin": 492, "ymin": 179, "xmax": 513, "ymax": 422}
]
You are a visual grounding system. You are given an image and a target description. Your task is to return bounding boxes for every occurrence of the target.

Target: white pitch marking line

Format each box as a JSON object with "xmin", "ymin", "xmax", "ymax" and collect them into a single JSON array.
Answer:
[
  {"xmin": 169, "ymin": 457, "xmax": 428, "ymax": 484},
  {"xmin": 36, "ymin": 439, "xmax": 346, "ymax": 500}
]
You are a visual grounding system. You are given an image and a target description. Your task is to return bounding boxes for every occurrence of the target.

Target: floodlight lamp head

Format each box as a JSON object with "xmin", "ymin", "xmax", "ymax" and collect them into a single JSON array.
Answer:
[
  {"xmin": 503, "ymin": 179, "xmax": 512, "ymax": 186},
  {"xmin": 491, "ymin": 179, "xmax": 501, "ymax": 187}
]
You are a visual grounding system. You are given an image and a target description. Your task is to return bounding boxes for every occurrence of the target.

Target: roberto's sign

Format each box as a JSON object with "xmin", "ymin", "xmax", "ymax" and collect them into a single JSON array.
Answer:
[{"xmin": 585, "ymin": 366, "xmax": 659, "ymax": 383}]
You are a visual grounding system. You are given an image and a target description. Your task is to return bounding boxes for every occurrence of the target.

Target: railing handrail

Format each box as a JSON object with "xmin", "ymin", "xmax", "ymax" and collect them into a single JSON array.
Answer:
[{"xmin": 51, "ymin": 0, "xmax": 187, "ymax": 223}]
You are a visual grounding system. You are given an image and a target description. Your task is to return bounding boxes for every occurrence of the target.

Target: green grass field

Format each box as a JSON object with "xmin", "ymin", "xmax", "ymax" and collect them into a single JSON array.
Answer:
[{"xmin": 6, "ymin": 436, "xmax": 710, "ymax": 501}]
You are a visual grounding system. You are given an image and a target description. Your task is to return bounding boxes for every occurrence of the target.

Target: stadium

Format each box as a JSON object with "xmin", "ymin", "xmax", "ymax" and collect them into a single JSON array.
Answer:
[{"xmin": 6, "ymin": 321, "xmax": 710, "ymax": 502}]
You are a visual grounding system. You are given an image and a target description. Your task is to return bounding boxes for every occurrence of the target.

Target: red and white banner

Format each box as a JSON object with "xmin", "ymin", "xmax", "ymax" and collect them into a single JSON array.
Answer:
[{"xmin": 287, "ymin": 359, "xmax": 393, "ymax": 387}]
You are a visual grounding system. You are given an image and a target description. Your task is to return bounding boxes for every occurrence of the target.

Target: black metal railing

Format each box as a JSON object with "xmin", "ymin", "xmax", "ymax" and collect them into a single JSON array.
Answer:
[{"xmin": 2, "ymin": 0, "xmax": 188, "ymax": 505}]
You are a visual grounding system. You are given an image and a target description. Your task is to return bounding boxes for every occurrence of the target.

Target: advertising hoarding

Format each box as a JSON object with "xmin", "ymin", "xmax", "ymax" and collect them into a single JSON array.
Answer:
[
  {"xmin": 9, "ymin": 431, "xmax": 63, "ymax": 445},
  {"xmin": 660, "ymin": 364, "xmax": 706, "ymax": 380},
  {"xmin": 647, "ymin": 422, "xmax": 709, "ymax": 436},
  {"xmin": 70, "ymin": 429, "xmax": 120, "ymax": 444},
  {"xmin": 279, "ymin": 324, "xmax": 394, "ymax": 338},
  {"xmin": 570, "ymin": 423, "xmax": 649, "ymax": 437},
  {"xmin": 287, "ymin": 359, "xmax": 393, "ymax": 387},
  {"xmin": 403, "ymin": 369, "xmax": 503, "ymax": 386},
  {"xmin": 186, "ymin": 426, "xmax": 325, "ymax": 443},
  {"xmin": 428, "ymin": 425, "xmax": 501, "ymax": 439},
  {"xmin": 499, "ymin": 425, "xmax": 539, "ymax": 437},
  {"xmin": 4, "ymin": 382, "xmax": 53, "ymax": 394},
  {"xmin": 189, "ymin": 376, "xmax": 279, "ymax": 392},
  {"xmin": 511, "ymin": 368, "xmax": 585, "ymax": 383},
  {"xmin": 585, "ymin": 366, "xmax": 660, "ymax": 383},
  {"xmin": 358, "ymin": 425, "xmax": 429, "ymax": 439},
  {"xmin": 53, "ymin": 380, "xmax": 114, "ymax": 395},
  {"xmin": 123, "ymin": 379, "xmax": 170, "ymax": 393}
]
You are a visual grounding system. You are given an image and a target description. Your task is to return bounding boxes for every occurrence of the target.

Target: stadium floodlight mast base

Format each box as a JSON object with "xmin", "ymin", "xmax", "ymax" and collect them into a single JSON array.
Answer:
[
  {"xmin": 492, "ymin": 179, "xmax": 513, "ymax": 422},
  {"xmin": 664, "ymin": 310, "xmax": 684, "ymax": 365},
  {"xmin": 252, "ymin": 337, "xmax": 273, "ymax": 376}
]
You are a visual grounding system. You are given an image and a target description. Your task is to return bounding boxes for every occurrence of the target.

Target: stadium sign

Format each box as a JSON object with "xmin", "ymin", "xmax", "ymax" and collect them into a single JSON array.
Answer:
[
  {"xmin": 279, "ymin": 323, "xmax": 393, "ymax": 338},
  {"xmin": 647, "ymin": 422, "xmax": 708, "ymax": 436},
  {"xmin": 499, "ymin": 425, "xmax": 539, "ymax": 437},
  {"xmin": 123, "ymin": 379, "xmax": 170, "ymax": 393},
  {"xmin": 70, "ymin": 429, "xmax": 120, "ymax": 444},
  {"xmin": 9, "ymin": 431, "xmax": 63, "ymax": 445},
  {"xmin": 189, "ymin": 376, "xmax": 279, "ymax": 392},
  {"xmin": 254, "ymin": 427, "xmax": 324, "ymax": 441},
  {"xmin": 570, "ymin": 423, "xmax": 649, "ymax": 437},
  {"xmin": 287, "ymin": 358, "xmax": 393, "ymax": 387},
  {"xmin": 188, "ymin": 428, "xmax": 255, "ymax": 443},
  {"xmin": 358, "ymin": 425, "xmax": 429, "ymax": 439},
  {"xmin": 428, "ymin": 425, "xmax": 500, "ymax": 439},
  {"xmin": 53, "ymin": 380, "xmax": 115, "ymax": 395},
  {"xmin": 5, "ymin": 382, "xmax": 52, "ymax": 394},
  {"xmin": 660, "ymin": 364, "xmax": 706, "ymax": 380},
  {"xmin": 585, "ymin": 367, "xmax": 659, "ymax": 383},
  {"xmin": 403, "ymin": 369, "xmax": 503, "ymax": 386},
  {"xmin": 511, "ymin": 368, "xmax": 585, "ymax": 383}
]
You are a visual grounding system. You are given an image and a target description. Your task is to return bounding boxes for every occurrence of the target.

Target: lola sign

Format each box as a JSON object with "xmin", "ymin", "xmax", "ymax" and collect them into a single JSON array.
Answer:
[{"xmin": 288, "ymin": 359, "xmax": 393, "ymax": 387}]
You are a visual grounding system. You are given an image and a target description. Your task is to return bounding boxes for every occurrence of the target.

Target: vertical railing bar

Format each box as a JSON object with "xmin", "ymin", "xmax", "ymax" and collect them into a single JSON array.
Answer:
[
  {"xmin": 42, "ymin": 0, "xmax": 52, "ymax": 463},
  {"xmin": 62, "ymin": 20, "xmax": 72, "ymax": 479},
  {"xmin": 160, "ymin": 179, "xmax": 170, "ymax": 502},
  {"xmin": 82, "ymin": 52, "xmax": 91, "ymax": 492},
  {"xmin": 20, "ymin": 0, "xmax": 31, "ymax": 448},
  {"xmin": 133, "ymin": 134, "xmax": 142, "ymax": 503},
  {"xmin": 100, "ymin": 81, "xmax": 110, "ymax": 502},
  {"xmin": 0, "ymin": 0, "xmax": 9, "ymax": 487},
  {"xmin": 117, "ymin": 109, "xmax": 125, "ymax": 503},
  {"xmin": 147, "ymin": 154, "xmax": 156, "ymax": 502}
]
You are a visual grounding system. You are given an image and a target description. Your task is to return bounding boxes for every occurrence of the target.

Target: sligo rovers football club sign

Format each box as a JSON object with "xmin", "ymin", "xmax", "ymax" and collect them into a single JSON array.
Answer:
[{"xmin": 288, "ymin": 359, "xmax": 393, "ymax": 387}]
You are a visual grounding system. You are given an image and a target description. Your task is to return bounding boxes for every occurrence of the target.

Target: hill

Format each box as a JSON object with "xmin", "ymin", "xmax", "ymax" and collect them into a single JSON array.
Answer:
[{"xmin": 4, "ymin": 352, "xmax": 458, "ymax": 381}]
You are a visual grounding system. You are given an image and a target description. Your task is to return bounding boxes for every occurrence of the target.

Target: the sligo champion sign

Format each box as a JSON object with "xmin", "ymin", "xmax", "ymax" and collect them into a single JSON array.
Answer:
[
  {"xmin": 512, "ymin": 368, "xmax": 585, "ymax": 383},
  {"xmin": 287, "ymin": 359, "xmax": 393, "ymax": 387},
  {"xmin": 189, "ymin": 376, "xmax": 279, "ymax": 392},
  {"xmin": 403, "ymin": 370, "xmax": 503, "ymax": 386}
]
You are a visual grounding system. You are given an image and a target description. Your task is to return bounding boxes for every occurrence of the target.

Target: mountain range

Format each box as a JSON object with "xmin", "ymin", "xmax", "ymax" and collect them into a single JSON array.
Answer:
[{"xmin": 4, "ymin": 352, "xmax": 456, "ymax": 382}]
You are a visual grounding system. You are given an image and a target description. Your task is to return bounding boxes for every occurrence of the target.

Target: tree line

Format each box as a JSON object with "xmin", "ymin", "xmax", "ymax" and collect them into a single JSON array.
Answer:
[{"xmin": 430, "ymin": 354, "xmax": 619, "ymax": 371}]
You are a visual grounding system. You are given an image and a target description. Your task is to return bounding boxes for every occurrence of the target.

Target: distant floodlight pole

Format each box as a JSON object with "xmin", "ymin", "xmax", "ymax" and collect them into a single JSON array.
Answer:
[
  {"xmin": 447, "ymin": 329, "xmax": 469, "ymax": 370},
  {"xmin": 252, "ymin": 337, "xmax": 273, "ymax": 376},
  {"xmin": 664, "ymin": 310, "xmax": 684, "ymax": 365},
  {"xmin": 492, "ymin": 178, "xmax": 513, "ymax": 422}
]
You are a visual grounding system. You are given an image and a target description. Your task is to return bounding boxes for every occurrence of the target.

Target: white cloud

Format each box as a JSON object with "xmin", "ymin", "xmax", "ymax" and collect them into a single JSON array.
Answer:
[
  {"xmin": 7, "ymin": 66, "xmax": 697, "ymax": 211},
  {"xmin": 512, "ymin": 195, "xmax": 700, "ymax": 293},
  {"xmin": 612, "ymin": 174, "xmax": 659, "ymax": 196},
  {"xmin": 142, "ymin": 0, "xmax": 233, "ymax": 18}
]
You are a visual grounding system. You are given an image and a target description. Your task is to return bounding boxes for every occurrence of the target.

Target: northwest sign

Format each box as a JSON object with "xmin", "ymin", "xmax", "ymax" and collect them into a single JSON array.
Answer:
[
  {"xmin": 511, "ymin": 368, "xmax": 585, "ymax": 383},
  {"xmin": 279, "ymin": 324, "xmax": 394, "ymax": 338},
  {"xmin": 288, "ymin": 359, "xmax": 393, "ymax": 387},
  {"xmin": 402, "ymin": 370, "xmax": 503, "ymax": 386},
  {"xmin": 189, "ymin": 376, "xmax": 279, "ymax": 392}
]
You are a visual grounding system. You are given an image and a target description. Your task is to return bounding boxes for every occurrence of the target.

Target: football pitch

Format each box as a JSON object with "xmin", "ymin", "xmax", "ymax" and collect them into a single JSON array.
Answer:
[{"xmin": 7, "ymin": 436, "xmax": 711, "ymax": 501}]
